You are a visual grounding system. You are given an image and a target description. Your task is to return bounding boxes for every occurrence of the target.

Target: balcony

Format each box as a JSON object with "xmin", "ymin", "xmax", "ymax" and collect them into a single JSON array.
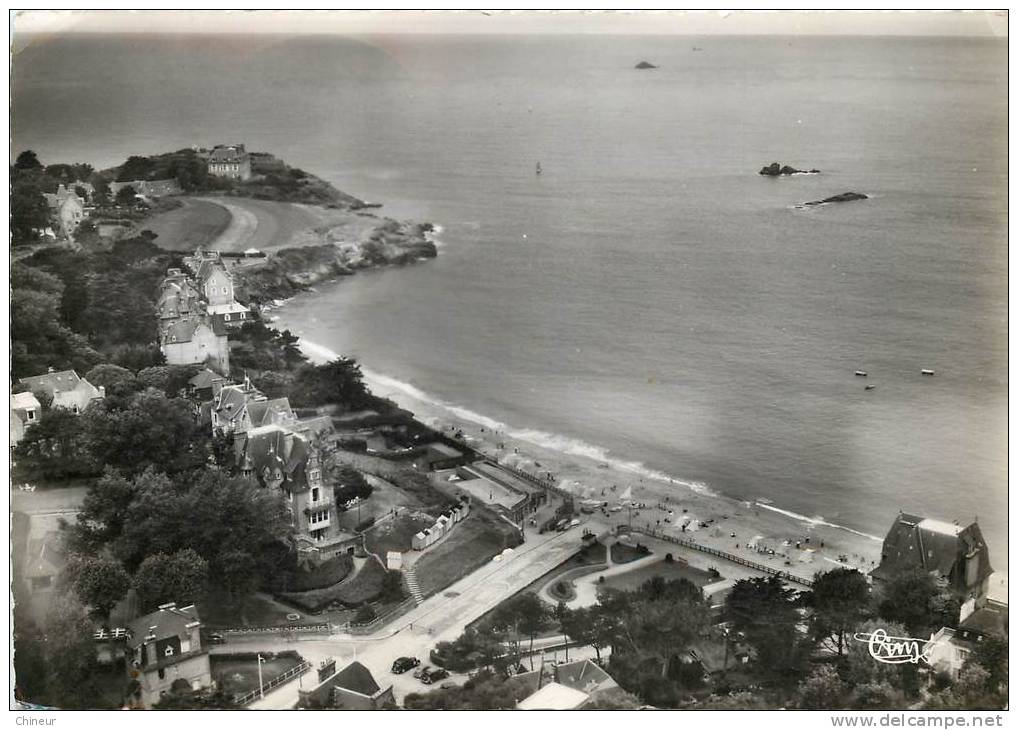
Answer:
[{"xmin": 304, "ymin": 496, "xmax": 333, "ymax": 513}]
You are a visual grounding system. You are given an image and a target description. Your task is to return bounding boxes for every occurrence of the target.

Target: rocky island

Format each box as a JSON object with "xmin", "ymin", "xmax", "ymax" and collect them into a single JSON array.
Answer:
[
  {"xmin": 634, "ymin": 60, "xmax": 658, "ymax": 69},
  {"xmin": 800, "ymin": 191, "xmax": 868, "ymax": 207},
  {"xmin": 759, "ymin": 162, "xmax": 820, "ymax": 176}
]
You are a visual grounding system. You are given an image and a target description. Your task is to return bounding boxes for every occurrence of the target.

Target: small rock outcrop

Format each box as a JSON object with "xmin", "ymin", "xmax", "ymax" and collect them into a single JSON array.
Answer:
[
  {"xmin": 759, "ymin": 162, "xmax": 820, "ymax": 176},
  {"xmin": 802, "ymin": 192, "xmax": 868, "ymax": 207},
  {"xmin": 635, "ymin": 61, "xmax": 658, "ymax": 69}
]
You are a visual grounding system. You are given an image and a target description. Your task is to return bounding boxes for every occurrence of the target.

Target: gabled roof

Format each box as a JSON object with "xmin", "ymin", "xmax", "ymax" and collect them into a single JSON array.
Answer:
[
  {"xmin": 245, "ymin": 398, "xmax": 295, "ymax": 428},
  {"xmin": 11, "ymin": 391, "xmax": 41, "ymax": 412},
  {"xmin": 331, "ymin": 661, "xmax": 382, "ymax": 697},
  {"xmin": 196, "ymin": 257, "xmax": 231, "ymax": 285},
  {"xmin": 236, "ymin": 424, "xmax": 311, "ymax": 491},
  {"xmin": 517, "ymin": 682, "xmax": 588, "ymax": 710},
  {"xmin": 553, "ymin": 659, "xmax": 618, "ymax": 695},
  {"xmin": 294, "ymin": 415, "xmax": 334, "ymax": 441},
  {"xmin": 959, "ymin": 603, "xmax": 1008, "ymax": 639},
  {"xmin": 189, "ymin": 368, "xmax": 223, "ymax": 391},
  {"xmin": 127, "ymin": 604, "xmax": 201, "ymax": 650},
  {"xmin": 212, "ymin": 383, "xmax": 258, "ymax": 424},
  {"xmin": 20, "ymin": 370, "xmax": 82, "ymax": 397},
  {"xmin": 871, "ymin": 513, "xmax": 993, "ymax": 591},
  {"xmin": 163, "ymin": 316, "xmax": 227, "ymax": 344}
]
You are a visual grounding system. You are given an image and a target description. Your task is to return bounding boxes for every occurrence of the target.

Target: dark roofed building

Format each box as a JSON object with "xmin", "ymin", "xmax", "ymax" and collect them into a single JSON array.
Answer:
[
  {"xmin": 246, "ymin": 397, "xmax": 297, "ymax": 430},
  {"xmin": 298, "ymin": 660, "xmax": 394, "ymax": 710},
  {"xmin": 125, "ymin": 603, "xmax": 211, "ymax": 708},
  {"xmin": 870, "ymin": 513, "xmax": 993, "ymax": 597}
]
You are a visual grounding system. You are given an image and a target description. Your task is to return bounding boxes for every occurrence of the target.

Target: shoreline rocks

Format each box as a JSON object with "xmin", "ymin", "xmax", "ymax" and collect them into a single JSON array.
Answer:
[
  {"xmin": 801, "ymin": 192, "xmax": 868, "ymax": 207},
  {"xmin": 759, "ymin": 162, "xmax": 820, "ymax": 176},
  {"xmin": 634, "ymin": 61, "xmax": 658, "ymax": 69}
]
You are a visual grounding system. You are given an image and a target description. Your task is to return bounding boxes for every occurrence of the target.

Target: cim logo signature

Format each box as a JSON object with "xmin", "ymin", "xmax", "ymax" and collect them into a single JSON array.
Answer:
[{"xmin": 853, "ymin": 628, "xmax": 938, "ymax": 665}]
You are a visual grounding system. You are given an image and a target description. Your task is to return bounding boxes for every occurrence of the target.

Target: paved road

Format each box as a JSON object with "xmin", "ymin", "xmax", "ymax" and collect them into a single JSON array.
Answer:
[{"xmin": 237, "ymin": 521, "xmax": 607, "ymax": 709}]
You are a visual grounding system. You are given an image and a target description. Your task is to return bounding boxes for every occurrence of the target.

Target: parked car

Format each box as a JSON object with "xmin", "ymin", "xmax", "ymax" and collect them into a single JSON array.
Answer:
[
  {"xmin": 413, "ymin": 664, "xmax": 431, "ymax": 679},
  {"xmin": 391, "ymin": 657, "xmax": 421, "ymax": 674},
  {"xmin": 421, "ymin": 668, "xmax": 449, "ymax": 685}
]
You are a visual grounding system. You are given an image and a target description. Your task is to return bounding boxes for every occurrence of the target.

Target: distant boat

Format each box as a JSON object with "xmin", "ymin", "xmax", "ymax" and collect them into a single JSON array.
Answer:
[
  {"xmin": 855, "ymin": 370, "xmax": 868, "ymax": 377},
  {"xmin": 536, "ymin": 162, "xmax": 542, "ymax": 175},
  {"xmin": 921, "ymin": 369, "xmax": 936, "ymax": 376},
  {"xmin": 865, "ymin": 385, "xmax": 876, "ymax": 391}
]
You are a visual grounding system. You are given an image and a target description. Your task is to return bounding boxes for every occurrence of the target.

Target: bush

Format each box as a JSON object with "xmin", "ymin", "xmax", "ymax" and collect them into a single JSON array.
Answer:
[
  {"xmin": 279, "ymin": 557, "xmax": 396, "ymax": 613},
  {"xmin": 354, "ymin": 604, "xmax": 376, "ymax": 624},
  {"xmin": 276, "ymin": 554, "xmax": 353, "ymax": 593}
]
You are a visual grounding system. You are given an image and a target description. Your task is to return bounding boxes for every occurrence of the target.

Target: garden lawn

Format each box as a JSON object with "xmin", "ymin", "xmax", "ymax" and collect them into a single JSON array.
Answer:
[
  {"xmin": 413, "ymin": 510, "xmax": 522, "ymax": 599},
  {"xmin": 364, "ymin": 511, "xmax": 436, "ymax": 557},
  {"xmin": 199, "ymin": 592, "xmax": 304, "ymax": 628},
  {"xmin": 600, "ymin": 558, "xmax": 718, "ymax": 593},
  {"xmin": 210, "ymin": 651, "xmax": 304, "ymax": 698},
  {"xmin": 279, "ymin": 556, "xmax": 397, "ymax": 613}
]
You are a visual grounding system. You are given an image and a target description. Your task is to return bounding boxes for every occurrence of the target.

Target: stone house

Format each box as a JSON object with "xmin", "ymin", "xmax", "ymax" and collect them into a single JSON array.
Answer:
[
  {"xmin": 18, "ymin": 369, "xmax": 105, "ymax": 414},
  {"xmin": 189, "ymin": 252, "xmax": 250, "ymax": 328},
  {"xmin": 43, "ymin": 184, "xmax": 86, "ymax": 239},
  {"xmin": 125, "ymin": 603, "xmax": 211, "ymax": 709},
  {"xmin": 160, "ymin": 315, "xmax": 230, "ymax": 375},
  {"xmin": 870, "ymin": 512, "xmax": 993, "ymax": 598},
  {"xmin": 234, "ymin": 424, "xmax": 341, "ymax": 545},
  {"xmin": 207, "ymin": 144, "xmax": 252, "ymax": 181}
]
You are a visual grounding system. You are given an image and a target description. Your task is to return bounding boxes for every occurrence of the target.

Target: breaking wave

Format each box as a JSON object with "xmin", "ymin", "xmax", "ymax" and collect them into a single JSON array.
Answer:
[{"xmin": 754, "ymin": 502, "xmax": 882, "ymax": 541}]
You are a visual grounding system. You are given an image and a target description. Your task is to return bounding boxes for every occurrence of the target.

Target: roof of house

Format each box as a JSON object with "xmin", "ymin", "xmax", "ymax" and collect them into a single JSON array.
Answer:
[
  {"xmin": 331, "ymin": 661, "xmax": 382, "ymax": 697},
  {"xmin": 517, "ymin": 682, "xmax": 589, "ymax": 710},
  {"xmin": 195, "ymin": 257, "xmax": 231, "ymax": 285},
  {"xmin": 212, "ymin": 383, "xmax": 255, "ymax": 424},
  {"xmin": 870, "ymin": 513, "xmax": 993, "ymax": 590},
  {"xmin": 189, "ymin": 368, "xmax": 223, "ymax": 391},
  {"xmin": 959, "ymin": 602, "xmax": 1008, "ymax": 639},
  {"xmin": 11, "ymin": 391, "xmax": 41, "ymax": 412},
  {"xmin": 294, "ymin": 415, "xmax": 334, "ymax": 441},
  {"xmin": 20, "ymin": 370, "xmax": 82, "ymax": 397},
  {"xmin": 208, "ymin": 144, "xmax": 249, "ymax": 163},
  {"xmin": 127, "ymin": 604, "xmax": 201, "ymax": 650},
  {"xmin": 245, "ymin": 398, "xmax": 296, "ymax": 428},
  {"xmin": 163, "ymin": 316, "xmax": 227, "ymax": 344},
  {"xmin": 553, "ymin": 659, "xmax": 619, "ymax": 695},
  {"xmin": 206, "ymin": 301, "xmax": 250, "ymax": 316},
  {"xmin": 235, "ymin": 424, "xmax": 311, "ymax": 491}
]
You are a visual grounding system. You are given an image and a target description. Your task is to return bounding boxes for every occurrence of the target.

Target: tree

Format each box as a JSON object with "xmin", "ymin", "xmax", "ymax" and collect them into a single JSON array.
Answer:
[
  {"xmin": 84, "ymin": 363, "xmax": 139, "ymax": 397},
  {"xmin": 877, "ymin": 569, "xmax": 961, "ymax": 637},
  {"xmin": 807, "ymin": 568, "xmax": 871, "ymax": 655},
  {"xmin": 725, "ymin": 576, "xmax": 809, "ymax": 684},
  {"xmin": 68, "ymin": 468, "xmax": 137, "ymax": 552},
  {"xmin": 78, "ymin": 389, "xmax": 204, "ymax": 476},
  {"xmin": 40, "ymin": 597, "xmax": 112, "ymax": 708},
  {"xmin": 113, "ymin": 469, "xmax": 292, "ymax": 599},
  {"xmin": 115, "ymin": 184, "xmax": 138, "ymax": 206},
  {"xmin": 796, "ymin": 664, "xmax": 847, "ymax": 709},
  {"xmin": 10, "ymin": 182, "xmax": 51, "ymax": 243},
  {"xmin": 134, "ymin": 549, "xmax": 209, "ymax": 612},
  {"xmin": 15, "ymin": 150, "xmax": 43, "ymax": 170},
  {"xmin": 135, "ymin": 364, "xmax": 200, "ymax": 397},
  {"xmin": 13, "ymin": 407, "xmax": 92, "ymax": 482},
  {"xmin": 969, "ymin": 636, "xmax": 1007, "ymax": 694},
  {"xmin": 925, "ymin": 664, "xmax": 1005, "ymax": 710},
  {"xmin": 843, "ymin": 618, "xmax": 918, "ymax": 697},
  {"xmin": 288, "ymin": 358, "xmax": 370, "ymax": 409},
  {"xmin": 849, "ymin": 680, "xmax": 904, "ymax": 709},
  {"xmin": 62, "ymin": 553, "xmax": 130, "ymax": 619}
]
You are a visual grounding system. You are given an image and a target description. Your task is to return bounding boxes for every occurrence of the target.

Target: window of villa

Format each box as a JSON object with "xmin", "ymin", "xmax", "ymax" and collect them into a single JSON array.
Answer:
[
  {"xmin": 224, "ymin": 314, "xmax": 231, "ymax": 322},
  {"xmin": 27, "ymin": 410, "xmax": 35, "ymax": 421},
  {"xmin": 312, "ymin": 487, "xmax": 320, "ymax": 502},
  {"xmin": 164, "ymin": 646, "xmax": 175, "ymax": 657}
]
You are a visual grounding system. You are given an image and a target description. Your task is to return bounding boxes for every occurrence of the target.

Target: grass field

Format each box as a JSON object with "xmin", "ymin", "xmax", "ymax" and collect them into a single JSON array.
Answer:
[
  {"xmin": 600, "ymin": 558, "xmax": 718, "ymax": 593},
  {"xmin": 210, "ymin": 652, "xmax": 304, "ymax": 698},
  {"xmin": 413, "ymin": 510, "xmax": 522, "ymax": 599},
  {"xmin": 199, "ymin": 592, "xmax": 302, "ymax": 628},
  {"xmin": 139, "ymin": 198, "xmax": 232, "ymax": 250},
  {"xmin": 364, "ymin": 511, "xmax": 436, "ymax": 557}
]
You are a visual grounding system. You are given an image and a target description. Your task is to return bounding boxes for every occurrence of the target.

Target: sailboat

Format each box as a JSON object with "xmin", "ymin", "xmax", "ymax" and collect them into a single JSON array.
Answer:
[{"xmin": 535, "ymin": 162, "xmax": 542, "ymax": 175}]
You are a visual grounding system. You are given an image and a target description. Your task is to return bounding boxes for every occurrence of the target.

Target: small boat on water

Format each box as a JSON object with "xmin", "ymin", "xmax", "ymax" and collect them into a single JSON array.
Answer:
[
  {"xmin": 536, "ymin": 162, "xmax": 542, "ymax": 175},
  {"xmin": 921, "ymin": 369, "xmax": 936, "ymax": 376},
  {"xmin": 865, "ymin": 385, "xmax": 876, "ymax": 391},
  {"xmin": 855, "ymin": 370, "xmax": 868, "ymax": 377}
]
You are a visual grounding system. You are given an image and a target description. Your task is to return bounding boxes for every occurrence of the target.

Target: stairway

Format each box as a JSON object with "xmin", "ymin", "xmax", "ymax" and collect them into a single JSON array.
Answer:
[{"xmin": 403, "ymin": 566, "xmax": 424, "ymax": 605}]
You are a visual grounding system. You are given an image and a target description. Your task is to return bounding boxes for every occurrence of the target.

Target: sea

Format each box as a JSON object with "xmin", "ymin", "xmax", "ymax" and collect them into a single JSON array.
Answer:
[{"xmin": 11, "ymin": 33, "xmax": 1008, "ymax": 567}]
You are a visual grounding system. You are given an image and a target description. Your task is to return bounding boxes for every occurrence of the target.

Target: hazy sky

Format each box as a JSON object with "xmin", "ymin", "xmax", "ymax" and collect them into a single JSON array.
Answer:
[{"xmin": 10, "ymin": 9, "xmax": 1008, "ymax": 38}]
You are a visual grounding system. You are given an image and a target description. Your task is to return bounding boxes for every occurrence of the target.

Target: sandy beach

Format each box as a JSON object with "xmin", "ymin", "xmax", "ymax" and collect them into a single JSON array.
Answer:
[{"xmin": 294, "ymin": 340, "xmax": 884, "ymax": 586}]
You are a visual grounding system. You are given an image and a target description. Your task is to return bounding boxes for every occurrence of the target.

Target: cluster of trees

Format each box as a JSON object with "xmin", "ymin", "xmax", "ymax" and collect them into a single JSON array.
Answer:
[
  {"xmin": 11, "ymin": 150, "xmax": 106, "ymax": 246},
  {"xmin": 428, "ymin": 564, "xmax": 1006, "ymax": 711},
  {"xmin": 11, "ymin": 234, "xmax": 175, "ymax": 379},
  {"xmin": 13, "ymin": 368, "xmax": 209, "ymax": 483}
]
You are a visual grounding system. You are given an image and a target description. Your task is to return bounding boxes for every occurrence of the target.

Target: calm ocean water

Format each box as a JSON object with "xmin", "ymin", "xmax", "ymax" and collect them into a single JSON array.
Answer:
[{"xmin": 12, "ymin": 33, "xmax": 1008, "ymax": 565}]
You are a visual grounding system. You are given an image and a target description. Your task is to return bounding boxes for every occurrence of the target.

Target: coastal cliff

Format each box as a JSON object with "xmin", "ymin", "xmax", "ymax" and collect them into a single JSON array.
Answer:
[{"xmin": 234, "ymin": 218, "xmax": 437, "ymax": 303}]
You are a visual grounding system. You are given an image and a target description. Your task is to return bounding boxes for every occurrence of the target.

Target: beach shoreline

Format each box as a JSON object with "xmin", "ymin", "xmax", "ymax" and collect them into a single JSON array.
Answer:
[{"xmin": 296, "ymin": 337, "xmax": 884, "ymax": 585}]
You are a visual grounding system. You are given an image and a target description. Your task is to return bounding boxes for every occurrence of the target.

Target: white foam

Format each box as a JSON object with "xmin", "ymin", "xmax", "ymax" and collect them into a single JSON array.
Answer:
[
  {"xmin": 754, "ymin": 501, "xmax": 881, "ymax": 541},
  {"xmin": 298, "ymin": 338, "xmax": 718, "ymax": 498}
]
